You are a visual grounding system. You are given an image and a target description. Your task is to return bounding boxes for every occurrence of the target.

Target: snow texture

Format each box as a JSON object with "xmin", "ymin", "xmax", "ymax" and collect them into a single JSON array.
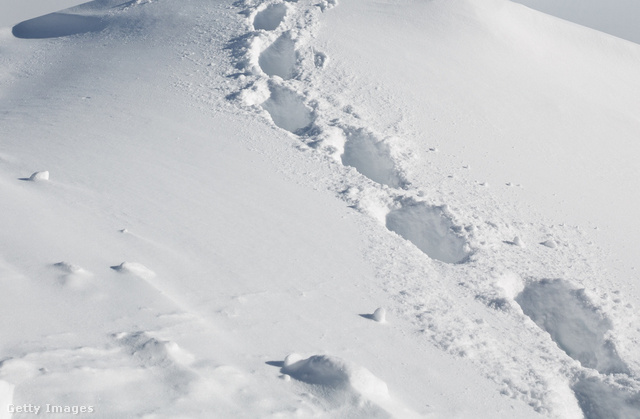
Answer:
[{"xmin": 1, "ymin": 0, "xmax": 640, "ymax": 417}]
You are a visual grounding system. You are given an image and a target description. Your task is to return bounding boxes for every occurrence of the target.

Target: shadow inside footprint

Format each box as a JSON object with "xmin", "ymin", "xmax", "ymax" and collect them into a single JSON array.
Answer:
[
  {"xmin": 261, "ymin": 83, "xmax": 314, "ymax": 133},
  {"xmin": 258, "ymin": 33, "xmax": 297, "ymax": 80},
  {"xmin": 253, "ymin": 3, "xmax": 287, "ymax": 31},
  {"xmin": 573, "ymin": 375, "xmax": 640, "ymax": 419},
  {"xmin": 516, "ymin": 279, "xmax": 629, "ymax": 375},
  {"xmin": 386, "ymin": 202, "xmax": 469, "ymax": 264},
  {"xmin": 341, "ymin": 128, "xmax": 405, "ymax": 188}
]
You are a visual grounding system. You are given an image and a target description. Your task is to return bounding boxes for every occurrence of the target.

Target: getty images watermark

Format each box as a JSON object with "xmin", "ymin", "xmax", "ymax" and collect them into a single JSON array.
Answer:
[{"xmin": 7, "ymin": 404, "xmax": 94, "ymax": 415}]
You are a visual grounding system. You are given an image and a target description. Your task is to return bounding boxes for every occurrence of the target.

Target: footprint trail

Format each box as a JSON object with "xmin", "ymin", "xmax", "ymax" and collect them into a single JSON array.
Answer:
[{"xmin": 226, "ymin": 0, "xmax": 640, "ymax": 416}]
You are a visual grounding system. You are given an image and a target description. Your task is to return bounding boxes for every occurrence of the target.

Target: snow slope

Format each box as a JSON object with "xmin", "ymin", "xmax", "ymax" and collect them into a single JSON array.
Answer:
[{"xmin": 1, "ymin": 0, "xmax": 640, "ymax": 417}]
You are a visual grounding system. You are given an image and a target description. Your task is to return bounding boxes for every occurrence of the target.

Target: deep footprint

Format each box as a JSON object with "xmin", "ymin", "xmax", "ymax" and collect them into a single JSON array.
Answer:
[
  {"xmin": 253, "ymin": 3, "xmax": 287, "ymax": 31},
  {"xmin": 573, "ymin": 375, "xmax": 640, "ymax": 419},
  {"xmin": 261, "ymin": 83, "xmax": 314, "ymax": 133},
  {"xmin": 515, "ymin": 279, "xmax": 628, "ymax": 374},
  {"xmin": 258, "ymin": 33, "xmax": 297, "ymax": 80},
  {"xmin": 341, "ymin": 128, "xmax": 404, "ymax": 188},
  {"xmin": 385, "ymin": 202, "xmax": 469, "ymax": 264}
]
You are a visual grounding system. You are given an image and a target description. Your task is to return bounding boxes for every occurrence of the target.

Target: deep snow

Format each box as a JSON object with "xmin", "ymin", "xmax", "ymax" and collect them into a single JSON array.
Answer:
[{"xmin": 1, "ymin": 0, "xmax": 640, "ymax": 417}]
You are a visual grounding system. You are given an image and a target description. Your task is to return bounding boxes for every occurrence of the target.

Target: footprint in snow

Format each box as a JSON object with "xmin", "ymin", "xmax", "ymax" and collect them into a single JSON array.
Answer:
[
  {"xmin": 515, "ymin": 279, "xmax": 628, "ymax": 375},
  {"xmin": 386, "ymin": 201, "xmax": 470, "ymax": 264},
  {"xmin": 261, "ymin": 83, "xmax": 315, "ymax": 133},
  {"xmin": 253, "ymin": 3, "xmax": 288, "ymax": 31},
  {"xmin": 572, "ymin": 374, "xmax": 640, "ymax": 419},
  {"xmin": 258, "ymin": 32, "xmax": 298, "ymax": 80},
  {"xmin": 314, "ymin": 51, "xmax": 327, "ymax": 68},
  {"xmin": 340, "ymin": 127, "xmax": 406, "ymax": 188}
]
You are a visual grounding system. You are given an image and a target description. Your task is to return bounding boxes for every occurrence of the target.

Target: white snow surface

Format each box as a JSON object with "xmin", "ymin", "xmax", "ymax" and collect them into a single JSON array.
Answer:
[{"xmin": 1, "ymin": 0, "xmax": 640, "ymax": 417}]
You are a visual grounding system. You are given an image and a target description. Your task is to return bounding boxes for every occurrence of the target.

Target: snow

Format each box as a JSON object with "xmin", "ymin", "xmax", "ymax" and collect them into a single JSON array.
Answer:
[
  {"xmin": 516, "ymin": 279, "xmax": 629, "ymax": 375},
  {"xmin": 371, "ymin": 307, "xmax": 386, "ymax": 323},
  {"xmin": 1, "ymin": 0, "xmax": 640, "ymax": 417},
  {"xmin": 340, "ymin": 127, "xmax": 406, "ymax": 188},
  {"xmin": 26, "ymin": 171, "xmax": 49, "ymax": 181},
  {"xmin": 258, "ymin": 33, "xmax": 297, "ymax": 79},
  {"xmin": 252, "ymin": 3, "xmax": 288, "ymax": 32},
  {"xmin": 261, "ymin": 82, "xmax": 314, "ymax": 133},
  {"xmin": 385, "ymin": 201, "xmax": 470, "ymax": 264}
]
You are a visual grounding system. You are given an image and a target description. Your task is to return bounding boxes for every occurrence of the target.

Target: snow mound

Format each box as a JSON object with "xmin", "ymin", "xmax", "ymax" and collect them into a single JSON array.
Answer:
[
  {"xmin": 53, "ymin": 261, "xmax": 86, "ymax": 275},
  {"xmin": 53, "ymin": 261, "xmax": 91, "ymax": 288},
  {"xmin": 541, "ymin": 239, "xmax": 558, "ymax": 249},
  {"xmin": 281, "ymin": 354, "xmax": 388, "ymax": 399},
  {"xmin": 278, "ymin": 354, "xmax": 421, "ymax": 418},
  {"xmin": 28, "ymin": 171, "xmax": 49, "ymax": 181},
  {"xmin": 516, "ymin": 279, "xmax": 628, "ymax": 374},
  {"xmin": 362, "ymin": 307, "xmax": 386, "ymax": 323},
  {"xmin": 258, "ymin": 33, "xmax": 297, "ymax": 79},
  {"xmin": 253, "ymin": 3, "xmax": 287, "ymax": 31},
  {"xmin": 512, "ymin": 236, "xmax": 525, "ymax": 247},
  {"xmin": 385, "ymin": 202, "xmax": 470, "ymax": 264},
  {"xmin": 341, "ymin": 128, "xmax": 405, "ymax": 188},
  {"xmin": 12, "ymin": 13, "xmax": 107, "ymax": 39},
  {"xmin": 572, "ymin": 375, "xmax": 640, "ymax": 419},
  {"xmin": 371, "ymin": 307, "xmax": 386, "ymax": 323},
  {"xmin": 110, "ymin": 262, "xmax": 156, "ymax": 279},
  {"xmin": 261, "ymin": 83, "xmax": 314, "ymax": 133},
  {"xmin": 115, "ymin": 331, "xmax": 194, "ymax": 367}
]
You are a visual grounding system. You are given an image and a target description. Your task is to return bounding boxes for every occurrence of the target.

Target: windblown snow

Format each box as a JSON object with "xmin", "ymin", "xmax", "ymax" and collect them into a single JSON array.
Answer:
[{"xmin": 1, "ymin": 0, "xmax": 640, "ymax": 417}]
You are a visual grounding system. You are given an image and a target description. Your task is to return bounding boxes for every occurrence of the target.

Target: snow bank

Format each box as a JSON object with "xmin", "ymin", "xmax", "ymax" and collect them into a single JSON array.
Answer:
[{"xmin": 282, "ymin": 354, "xmax": 388, "ymax": 399}]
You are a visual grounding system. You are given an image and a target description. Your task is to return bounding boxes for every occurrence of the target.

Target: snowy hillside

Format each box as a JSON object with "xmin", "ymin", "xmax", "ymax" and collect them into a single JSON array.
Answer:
[{"xmin": 1, "ymin": 0, "xmax": 640, "ymax": 418}]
